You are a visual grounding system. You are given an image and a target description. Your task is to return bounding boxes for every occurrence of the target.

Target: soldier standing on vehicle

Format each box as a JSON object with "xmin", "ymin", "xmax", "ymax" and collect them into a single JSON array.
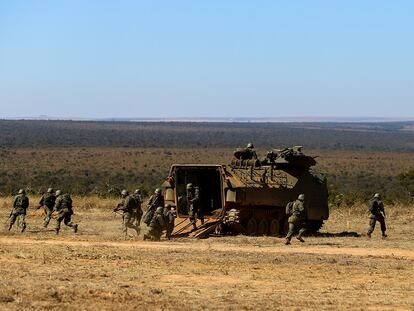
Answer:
[
  {"xmin": 246, "ymin": 143, "xmax": 258, "ymax": 159},
  {"xmin": 164, "ymin": 204, "xmax": 176, "ymax": 240},
  {"xmin": 144, "ymin": 206, "xmax": 166, "ymax": 241},
  {"xmin": 285, "ymin": 194, "xmax": 307, "ymax": 245},
  {"xmin": 114, "ymin": 190, "xmax": 140, "ymax": 237},
  {"xmin": 367, "ymin": 193, "xmax": 387, "ymax": 238},
  {"xmin": 54, "ymin": 190, "xmax": 78, "ymax": 235},
  {"xmin": 143, "ymin": 188, "xmax": 164, "ymax": 226},
  {"xmin": 8, "ymin": 189, "xmax": 29, "ymax": 232},
  {"xmin": 37, "ymin": 188, "xmax": 56, "ymax": 228},
  {"xmin": 186, "ymin": 183, "xmax": 204, "ymax": 230},
  {"xmin": 132, "ymin": 189, "xmax": 143, "ymax": 227}
]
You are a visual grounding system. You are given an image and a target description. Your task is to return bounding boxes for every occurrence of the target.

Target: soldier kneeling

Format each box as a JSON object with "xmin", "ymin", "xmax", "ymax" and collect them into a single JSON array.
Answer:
[{"xmin": 144, "ymin": 206, "xmax": 166, "ymax": 241}]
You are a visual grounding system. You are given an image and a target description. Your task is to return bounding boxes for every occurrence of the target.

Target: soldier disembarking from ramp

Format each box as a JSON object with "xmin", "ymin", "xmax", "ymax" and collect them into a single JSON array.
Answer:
[
  {"xmin": 144, "ymin": 206, "xmax": 166, "ymax": 241},
  {"xmin": 186, "ymin": 183, "xmax": 204, "ymax": 230},
  {"xmin": 37, "ymin": 187, "xmax": 56, "ymax": 228},
  {"xmin": 143, "ymin": 188, "xmax": 164, "ymax": 226},
  {"xmin": 285, "ymin": 194, "xmax": 307, "ymax": 245},
  {"xmin": 8, "ymin": 189, "xmax": 29, "ymax": 232}
]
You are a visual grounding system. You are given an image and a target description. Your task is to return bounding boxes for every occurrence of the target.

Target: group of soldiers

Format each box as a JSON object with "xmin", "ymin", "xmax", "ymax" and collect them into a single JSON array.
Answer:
[
  {"xmin": 7, "ymin": 186, "xmax": 388, "ymax": 243},
  {"xmin": 8, "ymin": 188, "xmax": 78, "ymax": 234},
  {"xmin": 284, "ymin": 192, "xmax": 388, "ymax": 244}
]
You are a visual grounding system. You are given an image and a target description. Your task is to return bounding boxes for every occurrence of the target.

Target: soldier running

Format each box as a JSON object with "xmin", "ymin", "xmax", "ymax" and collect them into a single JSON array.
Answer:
[
  {"xmin": 54, "ymin": 190, "xmax": 78, "ymax": 235},
  {"xmin": 8, "ymin": 189, "xmax": 29, "ymax": 232},
  {"xmin": 114, "ymin": 190, "xmax": 140, "ymax": 237},
  {"xmin": 367, "ymin": 193, "xmax": 387, "ymax": 238},
  {"xmin": 186, "ymin": 183, "xmax": 204, "ymax": 230},
  {"xmin": 132, "ymin": 189, "xmax": 143, "ymax": 227},
  {"xmin": 37, "ymin": 188, "xmax": 56, "ymax": 228},
  {"xmin": 285, "ymin": 194, "xmax": 307, "ymax": 245}
]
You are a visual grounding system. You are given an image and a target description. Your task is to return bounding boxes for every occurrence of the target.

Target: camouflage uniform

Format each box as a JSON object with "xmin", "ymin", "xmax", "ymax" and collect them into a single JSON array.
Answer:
[
  {"xmin": 367, "ymin": 196, "xmax": 387, "ymax": 238},
  {"xmin": 285, "ymin": 197, "xmax": 306, "ymax": 244},
  {"xmin": 132, "ymin": 192, "xmax": 143, "ymax": 227},
  {"xmin": 187, "ymin": 185, "xmax": 203, "ymax": 229},
  {"xmin": 38, "ymin": 191, "xmax": 56, "ymax": 228},
  {"xmin": 163, "ymin": 205, "xmax": 176, "ymax": 240},
  {"xmin": 144, "ymin": 206, "xmax": 166, "ymax": 241},
  {"xmin": 143, "ymin": 191, "xmax": 164, "ymax": 226},
  {"xmin": 246, "ymin": 143, "xmax": 258, "ymax": 159},
  {"xmin": 54, "ymin": 193, "xmax": 78, "ymax": 234},
  {"xmin": 117, "ymin": 193, "xmax": 140, "ymax": 235},
  {"xmin": 8, "ymin": 191, "xmax": 29, "ymax": 232}
]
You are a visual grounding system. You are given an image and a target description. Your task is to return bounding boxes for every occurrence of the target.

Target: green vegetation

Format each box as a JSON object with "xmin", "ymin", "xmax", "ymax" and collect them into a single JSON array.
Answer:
[{"xmin": 0, "ymin": 120, "xmax": 413, "ymax": 204}]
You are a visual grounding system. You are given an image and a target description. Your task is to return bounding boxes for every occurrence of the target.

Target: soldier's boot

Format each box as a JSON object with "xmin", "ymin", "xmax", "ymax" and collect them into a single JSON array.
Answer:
[
  {"xmin": 367, "ymin": 232, "xmax": 372, "ymax": 238},
  {"xmin": 135, "ymin": 226, "xmax": 140, "ymax": 236},
  {"xmin": 7, "ymin": 222, "xmax": 13, "ymax": 231},
  {"xmin": 21, "ymin": 223, "xmax": 26, "ymax": 233},
  {"xmin": 382, "ymin": 232, "xmax": 387, "ymax": 238},
  {"xmin": 285, "ymin": 238, "xmax": 291, "ymax": 245},
  {"xmin": 73, "ymin": 224, "xmax": 78, "ymax": 233},
  {"xmin": 143, "ymin": 233, "xmax": 150, "ymax": 240},
  {"xmin": 55, "ymin": 228, "xmax": 60, "ymax": 235}
]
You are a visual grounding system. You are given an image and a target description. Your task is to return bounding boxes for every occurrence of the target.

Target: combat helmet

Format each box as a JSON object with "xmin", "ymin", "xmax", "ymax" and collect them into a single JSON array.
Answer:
[
  {"xmin": 47, "ymin": 188, "xmax": 54, "ymax": 193},
  {"xmin": 134, "ymin": 189, "xmax": 141, "ymax": 195},
  {"xmin": 121, "ymin": 189, "xmax": 129, "ymax": 197},
  {"xmin": 186, "ymin": 183, "xmax": 193, "ymax": 189},
  {"xmin": 298, "ymin": 194, "xmax": 305, "ymax": 201},
  {"xmin": 55, "ymin": 190, "xmax": 62, "ymax": 196},
  {"xmin": 155, "ymin": 188, "xmax": 161, "ymax": 195},
  {"xmin": 374, "ymin": 193, "xmax": 381, "ymax": 199},
  {"xmin": 18, "ymin": 189, "xmax": 25, "ymax": 195},
  {"xmin": 247, "ymin": 143, "xmax": 254, "ymax": 149}
]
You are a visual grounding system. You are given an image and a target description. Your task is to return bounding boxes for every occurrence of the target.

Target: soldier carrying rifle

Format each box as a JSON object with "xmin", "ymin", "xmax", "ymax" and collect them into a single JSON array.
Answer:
[
  {"xmin": 114, "ymin": 189, "xmax": 140, "ymax": 237},
  {"xmin": 37, "ymin": 187, "xmax": 56, "ymax": 228},
  {"xmin": 143, "ymin": 188, "xmax": 164, "ymax": 226},
  {"xmin": 186, "ymin": 183, "xmax": 203, "ymax": 230},
  {"xmin": 367, "ymin": 193, "xmax": 388, "ymax": 238},
  {"xmin": 8, "ymin": 189, "xmax": 29, "ymax": 232}
]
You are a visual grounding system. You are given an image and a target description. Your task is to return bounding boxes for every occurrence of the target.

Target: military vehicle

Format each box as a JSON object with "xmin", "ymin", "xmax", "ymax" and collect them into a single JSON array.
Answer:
[{"xmin": 162, "ymin": 146, "xmax": 329, "ymax": 238}]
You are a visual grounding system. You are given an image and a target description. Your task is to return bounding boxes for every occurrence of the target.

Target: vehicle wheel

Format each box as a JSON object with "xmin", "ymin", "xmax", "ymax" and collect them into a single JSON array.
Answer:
[
  {"xmin": 246, "ymin": 218, "xmax": 257, "ymax": 235},
  {"xmin": 269, "ymin": 219, "xmax": 280, "ymax": 236},
  {"xmin": 258, "ymin": 219, "xmax": 268, "ymax": 236}
]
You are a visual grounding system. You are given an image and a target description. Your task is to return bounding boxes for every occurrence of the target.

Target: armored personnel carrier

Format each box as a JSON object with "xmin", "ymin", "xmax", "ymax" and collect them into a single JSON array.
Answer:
[{"xmin": 162, "ymin": 146, "xmax": 329, "ymax": 238}]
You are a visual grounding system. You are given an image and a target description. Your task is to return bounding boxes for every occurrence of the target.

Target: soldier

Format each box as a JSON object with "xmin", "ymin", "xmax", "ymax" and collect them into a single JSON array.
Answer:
[
  {"xmin": 285, "ymin": 194, "xmax": 307, "ymax": 245},
  {"xmin": 186, "ymin": 183, "xmax": 204, "ymax": 230},
  {"xmin": 114, "ymin": 190, "xmax": 140, "ymax": 236},
  {"xmin": 54, "ymin": 190, "xmax": 78, "ymax": 235},
  {"xmin": 143, "ymin": 188, "xmax": 164, "ymax": 226},
  {"xmin": 367, "ymin": 193, "xmax": 387, "ymax": 238},
  {"xmin": 132, "ymin": 189, "xmax": 143, "ymax": 227},
  {"xmin": 163, "ymin": 204, "xmax": 177, "ymax": 240},
  {"xmin": 8, "ymin": 189, "xmax": 29, "ymax": 232},
  {"xmin": 37, "ymin": 188, "xmax": 56, "ymax": 228},
  {"xmin": 143, "ymin": 206, "xmax": 166, "ymax": 241},
  {"xmin": 246, "ymin": 143, "xmax": 258, "ymax": 159}
]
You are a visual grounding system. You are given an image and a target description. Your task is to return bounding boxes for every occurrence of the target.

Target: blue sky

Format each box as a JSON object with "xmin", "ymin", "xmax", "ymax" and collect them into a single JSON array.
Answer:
[{"xmin": 0, "ymin": 1, "xmax": 413, "ymax": 118}]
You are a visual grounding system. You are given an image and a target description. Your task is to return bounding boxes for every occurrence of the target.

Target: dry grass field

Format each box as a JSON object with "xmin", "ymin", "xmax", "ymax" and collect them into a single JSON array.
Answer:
[{"xmin": 0, "ymin": 197, "xmax": 413, "ymax": 310}]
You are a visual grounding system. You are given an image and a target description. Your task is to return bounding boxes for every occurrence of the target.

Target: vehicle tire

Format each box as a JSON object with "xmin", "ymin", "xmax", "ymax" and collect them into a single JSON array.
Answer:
[
  {"xmin": 269, "ymin": 219, "xmax": 280, "ymax": 236},
  {"xmin": 258, "ymin": 219, "xmax": 268, "ymax": 236},
  {"xmin": 246, "ymin": 218, "xmax": 257, "ymax": 235}
]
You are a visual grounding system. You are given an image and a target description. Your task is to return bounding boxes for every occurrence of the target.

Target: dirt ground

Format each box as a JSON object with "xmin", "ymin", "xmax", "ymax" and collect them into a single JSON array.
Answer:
[{"xmin": 0, "ymin": 200, "xmax": 413, "ymax": 311}]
